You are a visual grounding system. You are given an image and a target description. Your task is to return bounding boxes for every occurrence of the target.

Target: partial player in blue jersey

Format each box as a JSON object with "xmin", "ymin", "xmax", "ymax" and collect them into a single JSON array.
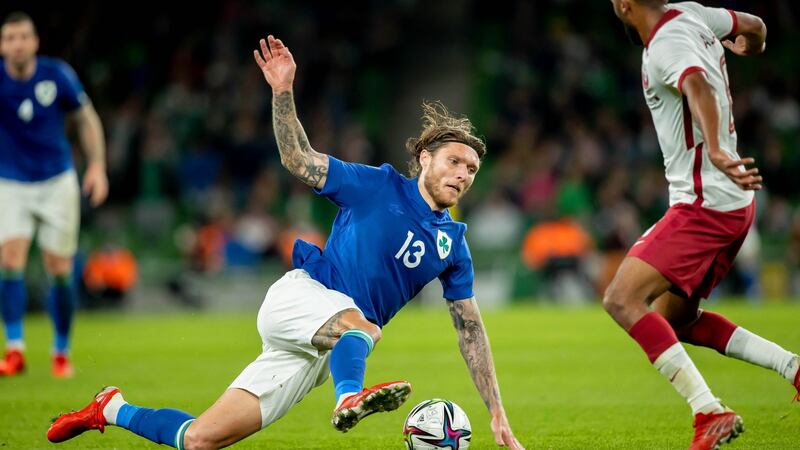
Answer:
[
  {"xmin": 0, "ymin": 12, "xmax": 108, "ymax": 378},
  {"xmin": 48, "ymin": 35, "xmax": 525, "ymax": 449}
]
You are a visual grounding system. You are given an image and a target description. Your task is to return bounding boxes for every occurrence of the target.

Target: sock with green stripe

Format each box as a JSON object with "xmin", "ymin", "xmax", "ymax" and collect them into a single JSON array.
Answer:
[
  {"xmin": 331, "ymin": 329, "xmax": 374, "ymax": 406},
  {"xmin": 107, "ymin": 399, "xmax": 195, "ymax": 448},
  {"xmin": 47, "ymin": 275, "xmax": 75, "ymax": 354},
  {"xmin": 1, "ymin": 270, "xmax": 26, "ymax": 349}
]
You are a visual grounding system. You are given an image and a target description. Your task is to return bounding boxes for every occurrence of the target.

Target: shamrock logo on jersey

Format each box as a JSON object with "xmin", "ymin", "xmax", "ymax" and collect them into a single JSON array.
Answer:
[
  {"xmin": 35, "ymin": 80, "xmax": 57, "ymax": 107},
  {"xmin": 436, "ymin": 230, "xmax": 452, "ymax": 260}
]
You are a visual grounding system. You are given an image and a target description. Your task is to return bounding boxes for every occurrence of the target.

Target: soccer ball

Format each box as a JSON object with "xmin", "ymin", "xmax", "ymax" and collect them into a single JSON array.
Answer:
[{"xmin": 403, "ymin": 399, "xmax": 472, "ymax": 450}]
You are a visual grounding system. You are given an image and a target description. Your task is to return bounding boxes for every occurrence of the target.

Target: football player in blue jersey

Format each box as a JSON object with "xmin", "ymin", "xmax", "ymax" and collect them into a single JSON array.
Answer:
[
  {"xmin": 48, "ymin": 35, "xmax": 524, "ymax": 450},
  {"xmin": 0, "ymin": 12, "xmax": 107, "ymax": 378}
]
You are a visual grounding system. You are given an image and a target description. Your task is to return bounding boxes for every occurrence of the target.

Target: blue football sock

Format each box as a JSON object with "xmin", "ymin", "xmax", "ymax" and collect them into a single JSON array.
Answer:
[
  {"xmin": 330, "ymin": 329, "xmax": 374, "ymax": 401},
  {"xmin": 47, "ymin": 275, "xmax": 75, "ymax": 354},
  {"xmin": 1, "ymin": 271, "xmax": 27, "ymax": 344},
  {"xmin": 117, "ymin": 404, "xmax": 195, "ymax": 449}
]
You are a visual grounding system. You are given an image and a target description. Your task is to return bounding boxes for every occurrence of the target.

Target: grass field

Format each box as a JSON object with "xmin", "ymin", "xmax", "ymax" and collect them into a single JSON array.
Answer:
[{"xmin": 1, "ymin": 302, "xmax": 799, "ymax": 449}]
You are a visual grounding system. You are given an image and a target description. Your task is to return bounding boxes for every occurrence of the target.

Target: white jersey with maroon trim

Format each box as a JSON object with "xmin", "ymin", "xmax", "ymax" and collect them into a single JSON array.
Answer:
[{"xmin": 641, "ymin": 2, "xmax": 753, "ymax": 212}]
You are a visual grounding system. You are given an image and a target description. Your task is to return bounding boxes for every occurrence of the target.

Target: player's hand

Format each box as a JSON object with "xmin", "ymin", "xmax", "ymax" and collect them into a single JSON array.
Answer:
[
  {"xmin": 490, "ymin": 410, "xmax": 525, "ymax": 449},
  {"xmin": 82, "ymin": 161, "xmax": 108, "ymax": 207},
  {"xmin": 253, "ymin": 35, "xmax": 296, "ymax": 93},
  {"xmin": 722, "ymin": 35, "xmax": 765, "ymax": 56},
  {"xmin": 708, "ymin": 151, "xmax": 762, "ymax": 191}
]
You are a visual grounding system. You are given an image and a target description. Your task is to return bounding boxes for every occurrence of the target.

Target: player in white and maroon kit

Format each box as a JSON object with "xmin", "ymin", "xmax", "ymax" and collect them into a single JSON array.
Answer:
[{"xmin": 606, "ymin": 1, "xmax": 799, "ymax": 449}]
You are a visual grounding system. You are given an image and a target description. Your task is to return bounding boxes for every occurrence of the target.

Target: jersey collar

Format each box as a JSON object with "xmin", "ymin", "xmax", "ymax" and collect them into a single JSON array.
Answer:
[{"xmin": 645, "ymin": 9, "xmax": 682, "ymax": 49}]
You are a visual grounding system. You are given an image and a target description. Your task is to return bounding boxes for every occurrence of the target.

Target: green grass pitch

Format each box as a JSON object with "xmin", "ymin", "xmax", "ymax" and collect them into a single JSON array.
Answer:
[{"xmin": 1, "ymin": 302, "xmax": 798, "ymax": 449}]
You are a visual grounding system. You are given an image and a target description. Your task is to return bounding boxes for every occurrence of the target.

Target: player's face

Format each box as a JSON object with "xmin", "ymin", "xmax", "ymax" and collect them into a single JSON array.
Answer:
[
  {"xmin": 0, "ymin": 21, "xmax": 39, "ymax": 67},
  {"xmin": 420, "ymin": 143, "xmax": 480, "ymax": 209}
]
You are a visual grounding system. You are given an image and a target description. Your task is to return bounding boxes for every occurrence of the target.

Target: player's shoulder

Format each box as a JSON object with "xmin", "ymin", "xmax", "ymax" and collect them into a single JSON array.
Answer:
[
  {"xmin": 662, "ymin": 3, "xmax": 714, "ymax": 36},
  {"xmin": 378, "ymin": 162, "xmax": 401, "ymax": 177},
  {"xmin": 37, "ymin": 56, "xmax": 70, "ymax": 71},
  {"xmin": 37, "ymin": 57, "xmax": 80, "ymax": 80},
  {"xmin": 378, "ymin": 162, "xmax": 414, "ymax": 190},
  {"xmin": 670, "ymin": 1, "xmax": 706, "ymax": 17},
  {"xmin": 436, "ymin": 211, "xmax": 469, "ymax": 238},
  {"xmin": 649, "ymin": 12, "xmax": 703, "ymax": 54}
]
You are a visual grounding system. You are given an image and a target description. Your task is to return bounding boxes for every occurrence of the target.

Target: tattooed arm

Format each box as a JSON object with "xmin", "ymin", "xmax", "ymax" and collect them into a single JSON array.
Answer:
[
  {"xmin": 449, "ymin": 298, "xmax": 524, "ymax": 449},
  {"xmin": 271, "ymin": 90, "xmax": 328, "ymax": 189},
  {"xmin": 253, "ymin": 35, "xmax": 328, "ymax": 189}
]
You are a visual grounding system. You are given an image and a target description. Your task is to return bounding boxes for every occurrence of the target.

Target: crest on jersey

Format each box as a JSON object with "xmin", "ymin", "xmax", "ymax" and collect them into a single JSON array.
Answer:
[
  {"xmin": 34, "ymin": 80, "xmax": 57, "ymax": 107},
  {"xmin": 17, "ymin": 99, "xmax": 33, "ymax": 122},
  {"xmin": 436, "ymin": 230, "xmax": 452, "ymax": 260}
]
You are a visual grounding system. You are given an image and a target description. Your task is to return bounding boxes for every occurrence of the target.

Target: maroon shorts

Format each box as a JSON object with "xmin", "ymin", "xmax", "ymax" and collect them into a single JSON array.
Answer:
[{"xmin": 627, "ymin": 201, "xmax": 755, "ymax": 300}]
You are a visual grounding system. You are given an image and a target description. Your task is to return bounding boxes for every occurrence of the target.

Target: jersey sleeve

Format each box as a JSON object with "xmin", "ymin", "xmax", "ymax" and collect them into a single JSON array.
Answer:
[
  {"xmin": 56, "ymin": 61, "xmax": 88, "ymax": 111},
  {"xmin": 316, "ymin": 156, "xmax": 394, "ymax": 208},
  {"xmin": 439, "ymin": 232, "xmax": 475, "ymax": 301},
  {"xmin": 650, "ymin": 31, "xmax": 707, "ymax": 94},
  {"xmin": 674, "ymin": 2, "xmax": 737, "ymax": 39}
]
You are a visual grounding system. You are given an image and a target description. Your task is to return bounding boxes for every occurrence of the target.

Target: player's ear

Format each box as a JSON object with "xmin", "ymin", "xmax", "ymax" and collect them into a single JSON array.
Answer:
[{"xmin": 419, "ymin": 149, "xmax": 432, "ymax": 171}]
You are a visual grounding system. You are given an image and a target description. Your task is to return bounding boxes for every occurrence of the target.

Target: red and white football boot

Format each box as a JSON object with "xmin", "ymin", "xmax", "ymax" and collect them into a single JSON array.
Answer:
[
  {"xmin": 0, "ymin": 349, "xmax": 25, "ymax": 376},
  {"xmin": 47, "ymin": 386, "xmax": 121, "ymax": 443},
  {"xmin": 52, "ymin": 354, "xmax": 74, "ymax": 379},
  {"xmin": 332, "ymin": 380, "xmax": 412, "ymax": 432},
  {"xmin": 689, "ymin": 407, "xmax": 744, "ymax": 450}
]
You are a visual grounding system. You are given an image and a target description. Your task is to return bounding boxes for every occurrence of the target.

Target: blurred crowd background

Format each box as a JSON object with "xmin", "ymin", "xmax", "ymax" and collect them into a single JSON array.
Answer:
[{"xmin": 5, "ymin": 0, "xmax": 799, "ymax": 309}]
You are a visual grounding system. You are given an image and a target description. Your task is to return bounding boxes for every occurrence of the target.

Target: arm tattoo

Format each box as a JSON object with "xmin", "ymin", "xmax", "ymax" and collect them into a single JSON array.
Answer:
[
  {"xmin": 272, "ymin": 90, "xmax": 328, "ymax": 188},
  {"xmin": 448, "ymin": 299, "xmax": 502, "ymax": 411}
]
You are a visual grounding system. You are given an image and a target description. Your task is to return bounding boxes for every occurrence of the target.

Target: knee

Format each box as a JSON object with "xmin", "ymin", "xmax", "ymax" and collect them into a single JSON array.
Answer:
[
  {"xmin": 345, "ymin": 322, "xmax": 382, "ymax": 346},
  {"xmin": 0, "ymin": 249, "xmax": 27, "ymax": 272},
  {"xmin": 367, "ymin": 325, "xmax": 381, "ymax": 345},
  {"xmin": 351, "ymin": 322, "xmax": 381, "ymax": 345},
  {"xmin": 183, "ymin": 425, "xmax": 223, "ymax": 450},
  {"xmin": 42, "ymin": 254, "xmax": 73, "ymax": 277},
  {"xmin": 601, "ymin": 284, "xmax": 629, "ymax": 317}
]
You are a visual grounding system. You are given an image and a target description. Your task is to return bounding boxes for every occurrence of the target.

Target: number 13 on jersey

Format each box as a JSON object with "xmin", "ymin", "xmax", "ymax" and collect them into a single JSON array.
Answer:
[{"xmin": 395, "ymin": 230, "xmax": 425, "ymax": 269}]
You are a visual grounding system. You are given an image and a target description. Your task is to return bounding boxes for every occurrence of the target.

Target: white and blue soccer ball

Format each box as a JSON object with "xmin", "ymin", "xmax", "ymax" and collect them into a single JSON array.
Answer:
[{"xmin": 403, "ymin": 399, "xmax": 472, "ymax": 450}]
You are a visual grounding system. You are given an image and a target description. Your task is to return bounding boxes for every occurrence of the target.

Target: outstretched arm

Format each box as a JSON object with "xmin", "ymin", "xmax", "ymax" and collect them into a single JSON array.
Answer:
[
  {"xmin": 254, "ymin": 35, "xmax": 328, "ymax": 189},
  {"xmin": 448, "ymin": 298, "xmax": 524, "ymax": 450},
  {"xmin": 723, "ymin": 11, "xmax": 766, "ymax": 56},
  {"xmin": 70, "ymin": 102, "xmax": 108, "ymax": 207}
]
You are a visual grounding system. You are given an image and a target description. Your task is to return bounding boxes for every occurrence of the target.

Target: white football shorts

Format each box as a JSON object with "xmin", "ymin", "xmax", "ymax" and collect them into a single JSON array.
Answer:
[
  {"xmin": 229, "ymin": 269, "xmax": 362, "ymax": 428},
  {"xmin": 0, "ymin": 170, "xmax": 80, "ymax": 257}
]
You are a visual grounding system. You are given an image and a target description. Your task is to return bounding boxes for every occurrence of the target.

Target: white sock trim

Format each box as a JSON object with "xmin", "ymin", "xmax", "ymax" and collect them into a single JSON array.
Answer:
[
  {"xmin": 6, "ymin": 340, "xmax": 25, "ymax": 351},
  {"xmin": 653, "ymin": 343, "xmax": 684, "ymax": 370},
  {"xmin": 175, "ymin": 419, "xmax": 194, "ymax": 450},
  {"xmin": 102, "ymin": 393, "xmax": 127, "ymax": 426}
]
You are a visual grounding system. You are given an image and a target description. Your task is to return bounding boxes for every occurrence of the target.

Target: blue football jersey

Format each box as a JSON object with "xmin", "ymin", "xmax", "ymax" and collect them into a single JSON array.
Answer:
[
  {"xmin": 293, "ymin": 156, "xmax": 475, "ymax": 327},
  {"xmin": 0, "ymin": 56, "xmax": 87, "ymax": 181}
]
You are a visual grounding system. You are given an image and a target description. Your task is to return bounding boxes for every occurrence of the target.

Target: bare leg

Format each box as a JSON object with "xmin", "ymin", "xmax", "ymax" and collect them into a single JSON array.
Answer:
[
  {"xmin": 602, "ymin": 256, "xmax": 724, "ymax": 417},
  {"xmin": 311, "ymin": 308, "xmax": 381, "ymax": 351},
  {"xmin": 182, "ymin": 388, "xmax": 262, "ymax": 450},
  {"xmin": 602, "ymin": 256, "xmax": 672, "ymax": 331},
  {"xmin": 652, "ymin": 291, "xmax": 701, "ymax": 331},
  {"xmin": 0, "ymin": 238, "xmax": 31, "ymax": 272},
  {"xmin": 42, "ymin": 250, "xmax": 73, "ymax": 277}
]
